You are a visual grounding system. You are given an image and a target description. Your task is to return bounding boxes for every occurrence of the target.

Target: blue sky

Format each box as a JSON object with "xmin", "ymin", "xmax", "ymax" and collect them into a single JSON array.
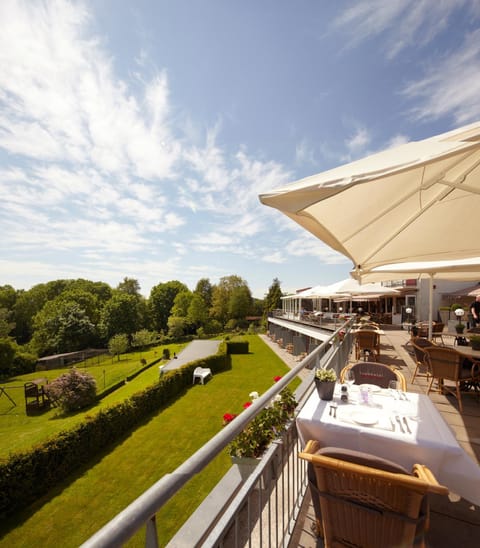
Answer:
[{"xmin": 1, "ymin": 1, "xmax": 480, "ymax": 298}]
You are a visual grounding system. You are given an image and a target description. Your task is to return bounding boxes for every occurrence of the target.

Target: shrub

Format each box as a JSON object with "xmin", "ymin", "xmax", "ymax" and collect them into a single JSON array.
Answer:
[
  {"xmin": 45, "ymin": 368, "xmax": 97, "ymax": 412},
  {"xmin": 162, "ymin": 348, "xmax": 170, "ymax": 359}
]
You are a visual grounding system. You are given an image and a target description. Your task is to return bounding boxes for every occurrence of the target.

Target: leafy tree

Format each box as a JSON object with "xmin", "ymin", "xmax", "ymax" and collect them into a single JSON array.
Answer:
[
  {"xmin": 0, "ymin": 308, "xmax": 15, "ymax": 338},
  {"xmin": 108, "ymin": 333, "xmax": 129, "ymax": 360},
  {"xmin": 0, "ymin": 338, "xmax": 16, "ymax": 377},
  {"xmin": 13, "ymin": 284, "xmax": 51, "ymax": 343},
  {"xmin": 167, "ymin": 316, "xmax": 188, "ymax": 338},
  {"xmin": 117, "ymin": 277, "xmax": 141, "ymax": 296},
  {"xmin": 31, "ymin": 301, "xmax": 97, "ymax": 356},
  {"xmin": 45, "ymin": 368, "xmax": 97, "ymax": 412},
  {"xmin": 210, "ymin": 275, "xmax": 252, "ymax": 327},
  {"xmin": 131, "ymin": 329, "xmax": 157, "ymax": 350},
  {"xmin": 194, "ymin": 278, "xmax": 213, "ymax": 308},
  {"xmin": 263, "ymin": 278, "xmax": 283, "ymax": 318},
  {"xmin": 171, "ymin": 290, "xmax": 193, "ymax": 318},
  {"xmin": 188, "ymin": 293, "xmax": 209, "ymax": 329},
  {"xmin": 149, "ymin": 280, "xmax": 188, "ymax": 332},
  {"xmin": 0, "ymin": 285, "xmax": 17, "ymax": 310},
  {"xmin": 100, "ymin": 292, "xmax": 142, "ymax": 342}
]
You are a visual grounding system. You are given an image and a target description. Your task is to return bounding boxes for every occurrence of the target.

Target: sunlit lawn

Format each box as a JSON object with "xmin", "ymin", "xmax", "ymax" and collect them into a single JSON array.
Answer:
[
  {"xmin": 0, "ymin": 335, "xmax": 300, "ymax": 547},
  {"xmin": 0, "ymin": 342, "xmax": 188, "ymax": 458}
]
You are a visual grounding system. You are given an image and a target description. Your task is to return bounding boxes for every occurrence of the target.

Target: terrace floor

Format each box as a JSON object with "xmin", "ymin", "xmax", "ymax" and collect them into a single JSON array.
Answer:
[{"xmin": 262, "ymin": 327, "xmax": 480, "ymax": 548}]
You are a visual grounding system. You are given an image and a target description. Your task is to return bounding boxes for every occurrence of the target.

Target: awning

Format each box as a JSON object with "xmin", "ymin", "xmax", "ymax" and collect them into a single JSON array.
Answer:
[{"xmin": 268, "ymin": 317, "xmax": 332, "ymax": 342}]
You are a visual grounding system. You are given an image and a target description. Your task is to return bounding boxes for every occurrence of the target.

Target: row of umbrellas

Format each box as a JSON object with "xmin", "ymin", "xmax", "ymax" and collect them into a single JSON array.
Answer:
[
  {"xmin": 284, "ymin": 278, "xmax": 399, "ymax": 300},
  {"xmin": 260, "ymin": 121, "xmax": 480, "ymax": 338}
]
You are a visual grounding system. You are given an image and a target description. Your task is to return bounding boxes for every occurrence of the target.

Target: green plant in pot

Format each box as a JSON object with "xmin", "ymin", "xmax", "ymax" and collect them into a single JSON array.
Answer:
[
  {"xmin": 468, "ymin": 334, "xmax": 480, "ymax": 351},
  {"xmin": 454, "ymin": 307, "xmax": 466, "ymax": 334},
  {"xmin": 314, "ymin": 368, "xmax": 337, "ymax": 401}
]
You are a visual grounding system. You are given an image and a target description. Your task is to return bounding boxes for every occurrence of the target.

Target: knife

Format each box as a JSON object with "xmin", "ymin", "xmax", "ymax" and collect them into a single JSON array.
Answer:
[
  {"xmin": 389, "ymin": 417, "xmax": 396, "ymax": 432},
  {"xmin": 403, "ymin": 416, "xmax": 411, "ymax": 434},
  {"xmin": 395, "ymin": 415, "xmax": 405, "ymax": 433}
]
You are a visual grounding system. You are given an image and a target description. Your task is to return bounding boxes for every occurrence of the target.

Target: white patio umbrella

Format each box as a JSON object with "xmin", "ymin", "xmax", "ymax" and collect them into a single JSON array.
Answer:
[
  {"xmin": 259, "ymin": 122, "xmax": 480, "ymax": 338},
  {"xmin": 259, "ymin": 121, "xmax": 480, "ymax": 275},
  {"xmin": 357, "ymin": 258, "xmax": 480, "ymax": 338}
]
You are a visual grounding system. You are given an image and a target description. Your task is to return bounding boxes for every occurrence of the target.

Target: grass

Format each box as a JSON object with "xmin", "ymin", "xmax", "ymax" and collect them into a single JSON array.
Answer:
[
  {"xmin": 0, "ymin": 342, "xmax": 187, "ymax": 458},
  {"xmin": 0, "ymin": 334, "xmax": 300, "ymax": 547}
]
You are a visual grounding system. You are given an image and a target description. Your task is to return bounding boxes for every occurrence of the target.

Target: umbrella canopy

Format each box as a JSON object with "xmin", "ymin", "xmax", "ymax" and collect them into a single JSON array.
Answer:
[{"xmin": 259, "ymin": 122, "xmax": 480, "ymax": 275}]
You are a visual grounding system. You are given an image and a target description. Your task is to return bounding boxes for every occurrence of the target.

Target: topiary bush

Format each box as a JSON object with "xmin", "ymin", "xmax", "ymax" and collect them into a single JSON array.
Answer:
[{"xmin": 45, "ymin": 368, "xmax": 97, "ymax": 412}]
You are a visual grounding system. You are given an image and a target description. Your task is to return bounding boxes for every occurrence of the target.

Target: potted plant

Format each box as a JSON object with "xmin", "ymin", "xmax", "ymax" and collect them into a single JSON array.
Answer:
[
  {"xmin": 468, "ymin": 334, "xmax": 480, "ymax": 351},
  {"xmin": 227, "ymin": 387, "xmax": 297, "ymax": 472},
  {"xmin": 314, "ymin": 368, "xmax": 337, "ymax": 401}
]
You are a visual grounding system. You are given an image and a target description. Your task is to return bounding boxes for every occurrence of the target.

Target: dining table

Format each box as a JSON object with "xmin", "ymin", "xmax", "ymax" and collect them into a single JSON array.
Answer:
[{"xmin": 296, "ymin": 384, "xmax": 480, "ymax": 506}]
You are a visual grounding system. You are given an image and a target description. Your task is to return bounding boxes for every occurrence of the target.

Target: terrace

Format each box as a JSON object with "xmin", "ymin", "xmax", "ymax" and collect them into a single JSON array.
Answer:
[{"xmin": 81, "ymin": 318, "xmax": 480, "ymax": 547}]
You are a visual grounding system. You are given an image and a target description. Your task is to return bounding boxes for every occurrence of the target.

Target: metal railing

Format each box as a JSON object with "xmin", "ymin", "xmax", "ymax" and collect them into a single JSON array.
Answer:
[{"xmin": 81, "ymin": 320, "xmax": 354, "ymax": 548}]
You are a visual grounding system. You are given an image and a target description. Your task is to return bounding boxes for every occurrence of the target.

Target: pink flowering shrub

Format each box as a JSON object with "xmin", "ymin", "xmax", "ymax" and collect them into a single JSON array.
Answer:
[{"xmin": 45, "ymin": 367, "xmax": 97, "ymax": 413}]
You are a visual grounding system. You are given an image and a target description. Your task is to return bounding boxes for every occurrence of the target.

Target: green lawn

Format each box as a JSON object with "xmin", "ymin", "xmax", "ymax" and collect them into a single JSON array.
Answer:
[
  {"xmin": 0, "ymin": 342, "xmax": 187, "ymax": 457},
  {"xmin": 0, "ymin": 335, "xmax": 300, "ymax": 547}
]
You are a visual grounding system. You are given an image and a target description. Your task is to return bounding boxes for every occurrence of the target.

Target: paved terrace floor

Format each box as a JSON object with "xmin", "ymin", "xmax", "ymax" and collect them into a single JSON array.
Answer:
[{"xmin": 262, "ymin": 327, "xmax": 480, "ymax": 548}]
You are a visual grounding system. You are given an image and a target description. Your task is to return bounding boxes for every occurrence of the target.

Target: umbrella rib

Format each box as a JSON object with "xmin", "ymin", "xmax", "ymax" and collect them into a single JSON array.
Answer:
[{"xmin": 344, "ymin": 155, "xmax": 480, "ymax": 268}]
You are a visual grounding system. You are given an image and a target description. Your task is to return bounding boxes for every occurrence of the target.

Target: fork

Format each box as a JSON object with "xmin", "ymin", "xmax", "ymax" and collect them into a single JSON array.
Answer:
[{"xmin": 395, "ymin": 415, "xmax": 405, "ymax": 433}]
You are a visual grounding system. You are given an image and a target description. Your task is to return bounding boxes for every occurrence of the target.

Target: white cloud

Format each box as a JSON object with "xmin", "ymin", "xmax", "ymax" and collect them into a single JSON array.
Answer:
[
  {"xmin": 333, "ymin": 0, "xmax": 480, "ymax": 59},
  {"xmin": 345, "ymin": 127, "xmax": 370, "ymax": 153},
  {"xmin": 403, "ymin": 29, "xmax": 480, "ymax": 123}
]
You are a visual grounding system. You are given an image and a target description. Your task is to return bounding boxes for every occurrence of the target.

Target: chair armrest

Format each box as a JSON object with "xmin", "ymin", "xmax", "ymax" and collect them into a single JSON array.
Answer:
[
  {"xmin": 412, "ymin": 464, "xmax": 449, "ymax": 495},
  {"xmin": 469, "ymin": 358, "xmax": 480, "ymax": 378}
]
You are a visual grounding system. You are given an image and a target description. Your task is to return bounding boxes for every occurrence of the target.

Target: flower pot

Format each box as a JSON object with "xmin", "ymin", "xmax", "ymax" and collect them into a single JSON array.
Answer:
[
  {"xmin": 455, "ymin": 326, "xmax": 465, "ymax": 334},
  {"xmin": 470, "ymin": 339, "xmax": 480, "ymax": 351},
  {"xmin": 315, "ymin": 379, "xmax": 336, "ymax": 401}
]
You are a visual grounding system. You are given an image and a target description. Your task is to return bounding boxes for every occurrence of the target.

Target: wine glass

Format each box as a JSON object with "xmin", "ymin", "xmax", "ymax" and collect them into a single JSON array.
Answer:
[
  {"xmin": 345, "ymin": 369, "xmax": 356, "ymax": 388},
  {"xmin": 388, "ymin": 380, "xmax": 398, "ymax": 393}
]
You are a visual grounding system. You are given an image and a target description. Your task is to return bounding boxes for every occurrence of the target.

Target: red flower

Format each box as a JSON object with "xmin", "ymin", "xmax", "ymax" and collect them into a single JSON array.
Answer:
[
  {"xmin": 243, "ymin": 401, "xmax": 252, "ymax": 409},
  {"xmin": 273, "ymin": 376, "xmax": 282, "ymax": 382},
  {"xmin": 223, "ymin": 413, "xmax": 237, "ymax": 424}
]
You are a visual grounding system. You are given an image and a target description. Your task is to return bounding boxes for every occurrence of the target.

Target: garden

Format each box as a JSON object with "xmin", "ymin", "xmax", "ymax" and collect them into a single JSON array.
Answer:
[{"xmin": 0, "ymin": 334, "xmax": 300, "ymax": 547}]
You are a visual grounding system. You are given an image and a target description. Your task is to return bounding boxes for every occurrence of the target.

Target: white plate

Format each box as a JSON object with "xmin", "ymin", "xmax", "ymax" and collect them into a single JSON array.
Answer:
[
  {"xmin": 350, "ymin": 409, "xmax": 379, "ymax": 426},
  {"xmin": 359, "ymin": 384, "xmax": 381, "ymax": 393}
]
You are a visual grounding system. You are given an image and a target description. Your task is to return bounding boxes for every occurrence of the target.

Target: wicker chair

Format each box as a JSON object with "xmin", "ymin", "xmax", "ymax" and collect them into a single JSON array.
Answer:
[
  {"xmin": 410, "ymin": 337, "xmax": 436, "ymax": 384},
  {"xmin": 424, "ymin": 346, "xmax": 480, "ymax": 413},
  {"xmin": 299, "ymin": 440, "xmax": 448, "ymax": 548},
  {"xmin": 354, "ymin": 330, "xmax": 381, "ymax": 361},
  {"xmin": 431, "ymin": 322, "xmax": 445, "ymax": 344},
  {"xmin": 340, "ymin": 362, "xmax": 407, "ymax": 391}
]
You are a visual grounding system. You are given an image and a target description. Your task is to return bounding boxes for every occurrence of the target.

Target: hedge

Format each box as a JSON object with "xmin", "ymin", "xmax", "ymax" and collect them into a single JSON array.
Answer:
[
  {"xmin": 0, "ymin": 345, "xmax": 230, "ymax": 519},
  {"xmin": 225, "ymin": 340, "xmax": 249, "ymax": 354}
]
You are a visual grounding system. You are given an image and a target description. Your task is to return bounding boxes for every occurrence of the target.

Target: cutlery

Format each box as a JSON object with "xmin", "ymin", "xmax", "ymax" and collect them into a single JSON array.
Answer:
[
  {"xmin": 395, "ymin": 415, "xmax": 405, "ymax": 433},
  {"xmin": 402, "ymin": 416, "xmax": 411, "ymax": 434},
  {"xmin": 389, "ymin": 417, "xmax": 396, "ymax": 432}
]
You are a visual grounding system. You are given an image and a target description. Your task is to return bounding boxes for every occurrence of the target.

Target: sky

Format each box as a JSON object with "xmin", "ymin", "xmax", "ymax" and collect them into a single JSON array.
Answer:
[{"xmin": 1, "ymin": 0, "xmax": 480, "ymax": 299}]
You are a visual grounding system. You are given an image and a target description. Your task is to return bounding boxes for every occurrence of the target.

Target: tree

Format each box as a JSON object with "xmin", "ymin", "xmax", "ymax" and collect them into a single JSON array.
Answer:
[
  {"xmin": 31, "ymin": 301, "xmax": 97, "ymax": 356},
  {"xmin": 46, "ymin": 368, "xmax": 97, "ymax": 412},
  {"xmin": 100, "ymin": 292, "xmax": 142, "ymax": 342},
  {"xmin": 149, "ymin": 281, "xmax": 189, "ymax": 332},
  {"xmin": 171, "ymin": 290, "xmax": 193, "ymax": 318},
  {"xmin": 264, "ymin": 278, "xmax": 283, "ymax": 318},
  {"xmin": 0, "ymin": 338, "xmax": 16, "ymax": 377},
  {"xmin": 187, "ymin": 293, "xmax": 209, "ymax": 329},
  {"xmin": 0, "ymin": 308, "xmax": 15, "ymax": 338},
  {"xmin": 108, "ymin": 333, "xmax": 129, "ymax": 360},
  {"xmin": 210, "ymin": 275, "xmax": 252, "ymax": 327},
  {"xmin": 131, "ymin": 329, "xmax": 157, "ymax": 350},
  {"xmin": 117, "ymin": 277, "xmax": 141, "ymax": 296},
  {"xmin": 167, "ymin": 316, "xmax": 188, "ymax": 339},
  {"xmin": 194, "ymin": 278, "xmax": 213, "ymax": 308}
]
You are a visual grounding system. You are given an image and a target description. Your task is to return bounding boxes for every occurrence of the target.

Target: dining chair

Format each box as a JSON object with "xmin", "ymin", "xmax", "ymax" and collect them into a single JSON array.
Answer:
[
  {"xmin": 299, "ymin": 440, "xmax": 449, "ymax": 548},
  {"xmin": 410, "ymin": 337, "xmax": 436, "ymax": 384},
  {"xmin": 423, "ymin": 346, "xmax": 480, "ymax": 413},
  {"xmin": 354, "ymin": 330, "xmax": 381, "ymax": 361},
  {"xmin": 431, "ymin": 322, "xmax": 445, "ymax": 344},
  {"xmin": 340, "ymin": 362, "xmax": 407, "ymax": 391}
]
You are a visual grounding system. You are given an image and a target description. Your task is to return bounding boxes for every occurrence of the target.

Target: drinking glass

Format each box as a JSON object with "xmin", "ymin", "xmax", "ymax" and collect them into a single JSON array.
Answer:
[
  {"xmin": 388, "ymin": 380, "xmax": 397, "ymax": 391},
  {"xmin": 345, "ymin": 369, "xmax": 356, "ymax": 387}
]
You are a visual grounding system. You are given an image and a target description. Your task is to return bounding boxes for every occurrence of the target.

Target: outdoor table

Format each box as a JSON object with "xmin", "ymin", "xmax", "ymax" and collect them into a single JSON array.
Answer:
[{"xmin": 296, "ymin": 385, "xmax": 480, "ymax": 506}]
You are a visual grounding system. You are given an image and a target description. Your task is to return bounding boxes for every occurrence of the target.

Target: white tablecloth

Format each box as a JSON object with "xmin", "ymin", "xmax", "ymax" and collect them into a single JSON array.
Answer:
[{"xmin": 296, "ymin": 385, "xmax": 480, "ymax": 506}]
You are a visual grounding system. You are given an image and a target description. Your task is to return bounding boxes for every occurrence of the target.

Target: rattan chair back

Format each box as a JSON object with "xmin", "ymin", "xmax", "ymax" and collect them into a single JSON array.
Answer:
[
  {"xmin": 299, "ymin": 440, "xmax": 448, "ymax": 548},
  {"xmin": 341, "ymin": 362, "xmax": 406, "ymax": 391},
  {"xmin": 410, "ymin": 337, "xmax": 436, "ymax": 384}
]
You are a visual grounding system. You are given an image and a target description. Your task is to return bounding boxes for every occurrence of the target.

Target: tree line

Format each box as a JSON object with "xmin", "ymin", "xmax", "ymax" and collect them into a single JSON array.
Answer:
[{"xmin": 0, "ymin": 276, "xmax": 283, "ymax": 376}]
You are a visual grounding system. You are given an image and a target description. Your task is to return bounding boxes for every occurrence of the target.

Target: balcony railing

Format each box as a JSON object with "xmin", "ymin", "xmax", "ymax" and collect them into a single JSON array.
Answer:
[{"xmin": 81, "ymin": 320, "xmax": 354, "ymax": 548}]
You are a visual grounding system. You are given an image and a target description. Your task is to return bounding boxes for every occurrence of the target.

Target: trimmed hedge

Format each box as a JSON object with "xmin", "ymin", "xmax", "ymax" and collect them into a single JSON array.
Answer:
[
  {"xmin": 226, "ymin": 340, "xmax": 249, "ymax": 354},
  {"xmin": 0, "ymin": 345, "xmax": 230, "ymax": 519}
]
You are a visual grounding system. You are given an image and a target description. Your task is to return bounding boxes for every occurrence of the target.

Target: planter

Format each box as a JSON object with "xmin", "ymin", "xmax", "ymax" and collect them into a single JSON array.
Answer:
[
  {"xmin": 315, "ymin": 379, "xmax": 336, "ymax": 401},
  {"xmin": 231, "ymin": 456, "xmax": 261, "ymax": 482},
  {"xmin": 231, "ymin": 454, "xmax": 278, "ymax": 489},
  {"xmin": 469, "ymin": 338, "xmax": 480, "ymax": 351},
  {"xmin": 455, "ymin": 326, "xmax": 465, "ymax": 335}
]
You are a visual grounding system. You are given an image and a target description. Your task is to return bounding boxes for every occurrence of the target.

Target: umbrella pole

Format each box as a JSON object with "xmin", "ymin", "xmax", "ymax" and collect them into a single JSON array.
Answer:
[{"xmin": 428, "ymin": 274, "xmax": 434, "ymax": 340}]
